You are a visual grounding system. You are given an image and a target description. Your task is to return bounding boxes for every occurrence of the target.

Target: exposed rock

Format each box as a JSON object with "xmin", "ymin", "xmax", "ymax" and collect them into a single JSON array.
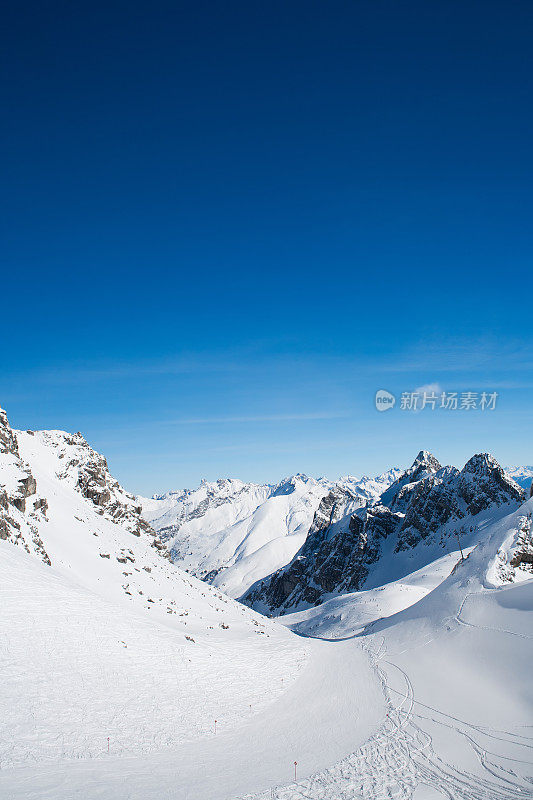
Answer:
[
  {"xmin": 0, "ymin": 408, "xmax": 20, "ymax": 456},
  {"xmin": 243, "ymin": 451, "xmax": 525, "ymax": 615},
  {"xmin": 32, "ymin": 429, "xmax": 168, "ymax": 556},
  {"xmin": 142, "ymin": 471, "xmax": 399, "ymax": 596},
  {"xmin": 33, "ymin": 497, "xmax": 48, "ymax": 514},
  {"xmin": 0, "ymin": 408, "xmax": 51, "ymax": 564},
  {"xmin": 491, "ymin": 514, "xmax": 533, "ymax": 583},
  {"xmin": 509, "ymin": 515, "xmax": 533, "ymax": 570}
]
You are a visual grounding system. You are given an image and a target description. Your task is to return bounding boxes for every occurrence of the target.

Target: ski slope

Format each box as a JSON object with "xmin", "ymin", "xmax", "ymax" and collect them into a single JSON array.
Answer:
[
  {"xmin": 281, "ymin": 547, "xmax": 475, "ymax": 638},
  {"xmin": 3, "ymin": 503, "xmax": 531, "ymax": 800},
  {"xmin": 251, "ymin": 498, "xmax": 533, "ymax": 800},
  {"xmin": 1, "ymin": 408, "xmax": 531, "ymax": 800},
  {"xmin": 0, "ymin": 538, "xmax": 385, "ymax": 798}
]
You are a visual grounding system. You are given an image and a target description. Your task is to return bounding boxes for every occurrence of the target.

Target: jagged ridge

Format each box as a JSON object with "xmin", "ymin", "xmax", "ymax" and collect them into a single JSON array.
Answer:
[{"xmin": 242, "ymin": 451, "xmax": 525, "ymax": 614}]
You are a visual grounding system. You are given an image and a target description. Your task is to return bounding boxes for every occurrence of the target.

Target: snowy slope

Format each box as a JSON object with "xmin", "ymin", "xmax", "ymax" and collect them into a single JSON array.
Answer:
[
  {"xmin": 0, "ymin": 409, "xmax": 309, "ymax": 777},
  {"xmin": 281, "ymin": 547, "xmax": 475, "ymax": 638},
  {"xmin": 142, "ymin": 471, "xmax": 398, "ymax": 599},
  {"xmin": 141, "ymin": 475, "xmax": 327, "ymax": 598},
  {"xmin": 0, "ymin": 541, "xmax": 306, "ymax": 770},
  {"xmin": 3, "ymin": 492, "xmax": 531, "ymax": 800},
  {"xmin": 0, "ymin": 407, "xmax": 386, "ymax": 798},
  {"xmin": 3, "ymin": 402, "xmax": 531, "ymax": 800},
  {"xmin": 261, "ymin": 499, "xmax": 533, "ymax": 800}
]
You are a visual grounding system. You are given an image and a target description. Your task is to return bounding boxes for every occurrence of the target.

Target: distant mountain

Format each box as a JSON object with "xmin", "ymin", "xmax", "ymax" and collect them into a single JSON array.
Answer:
[
  {"xmin": 505, "ymin": 465, "xmax": 533, "ymax": 492},
  {"xmin": 141, "ymin": 470, "xmax": 401, "ymax": 598},
  {"xmin": 242, "ymin": 451, "xmax": 525, "ymax": 615}
]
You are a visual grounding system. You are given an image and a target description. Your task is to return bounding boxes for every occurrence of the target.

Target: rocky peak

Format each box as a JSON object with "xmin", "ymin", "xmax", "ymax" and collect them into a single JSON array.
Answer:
[
  {"xmin": 0, "ymin": 407, "xmax": 20, "ymax": 456},
  {"xmin": 462, "ymin": 452, "xmax": 502, "ymax": 477},
  {"xmin": 243, "ymin": 450, "xmax": 525, "ymax": 615},
  {"xmin": 408, "ymin": 450, "xmax": 442, "ymax": 478},
  {"xmin": 379, "ymin": 451, "xmax": 442, "ymax": 511},
  {"xmin": 457, "ymin": 453, "xmax": 523, "ymax": 517},
  {"xmin": 25, "ymin": 429, "xmax": 162, "ymax": 551},
  {"xmin": 271, "ymin": 474, "xmax": 313, "ymax": 497},
  {"xmin": 0, "ymin": 409, "xmax": 50, "ymax": 563}
]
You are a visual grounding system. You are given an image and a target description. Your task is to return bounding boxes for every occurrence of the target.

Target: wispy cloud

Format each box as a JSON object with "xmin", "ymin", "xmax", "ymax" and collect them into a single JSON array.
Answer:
[
  {"xmin": 379, "ymin": 337, "xmax": 533, "ymax": 374},
  {"xmin": 169, "ymin": 412, "xmax": 349, "ymax": 425},
  {"xmin": 413, "ymin": 382, "xmax": 443, "ymax": 397},
  {"xmin": 401, "ymin": 382, "xmax": 443, "ymax": 413},
  {"xmin": 22, "ymin": 356, "xmax": 244, "ymax": 384}
]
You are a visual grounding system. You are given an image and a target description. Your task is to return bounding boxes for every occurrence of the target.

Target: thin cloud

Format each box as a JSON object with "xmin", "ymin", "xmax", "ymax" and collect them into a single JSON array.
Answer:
[
  {"xmin": 169, "ymin": 412, "xmax": 349, "ymax": 425},
  {"xmin": 379, "ymin": 338, "xmax": 532, "ymax": 374},
  {"xmin": 401, "ymin": 382, "xmax": 443, "ymax": 413},
  {"xmin": 413, "ymin": 382, "xmax": 443, "ymax": 397}
]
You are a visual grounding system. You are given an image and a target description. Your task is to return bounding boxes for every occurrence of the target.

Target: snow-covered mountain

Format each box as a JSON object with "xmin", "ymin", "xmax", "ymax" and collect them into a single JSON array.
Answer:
[
  {"xmin": 1, "ymin": 403, "xmax": 532, "ymax": 800},
  {"xmin": 141, "ymin": 470, "xmax": 401, "ymax": 598},
  {"xmin": 267, "ymin": 496, "xmax": 533, "ymax": 800},
  {"xmin": 505, "ymin": 464, "xmax": 533, "ymax": 492},
  {"xmin": 0, "ymin": 407, "xmax": 307, "ymax": 771},
  {"xmin": 243, "ymin": 450, "xmax": 525, "ymax": 614}
]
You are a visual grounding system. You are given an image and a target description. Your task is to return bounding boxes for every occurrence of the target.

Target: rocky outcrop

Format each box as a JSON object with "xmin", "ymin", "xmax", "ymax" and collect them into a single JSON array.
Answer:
[
  {"xmin": 242, "ymin": 451, "xmax": 525, "ymax": 614},
  {"xmin": 0, "ymin": 408, "xmax": 50, "ymax": 563},
  {"xmin": 491, "ymin": 513, "xmax": 533, "ymax": 583},
  {"xmin": 1, "ymin": 409, "xmax": 171, "ymax": 566},
  {"xmin": 25, "ymin": 429, "xmax": 170, "ymax": 559},
  {"xmin": 41, "ymin": 430, "xmax": 158, "ymax": 542},
  {"xmin": 509, "ymin": 515, "xmax": 533, "ymax": 570},
  {"xmin": 0, "ymin": 408, "xmax": 19, "ymax": 456}
]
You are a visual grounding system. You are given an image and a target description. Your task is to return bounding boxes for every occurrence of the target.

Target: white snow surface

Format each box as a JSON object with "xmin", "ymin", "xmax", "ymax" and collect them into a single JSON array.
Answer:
[
  {"xmin": 0, "ymin": 426, "xmax": 318, "ymax": 788},
  {"xmin": 141, "ymin": 470, "xmax": 400, "ymax": 599},
  {"xmin": 0, "ymin": 541, "xmax": 305, "ymax": 770},
  {"xmin": 1, "ymin": 418, "xmax": 532, "ymax": 800},
  {"xmin": 2, "ymin": 493, "xmax": 531, "ymax": 800},
  {"xmin": 281, "ymin": 547, "xmax": 475, "ymax": 638},
  {"xmin": 505, "ymin": 465, "xmax": 533, "ymax": 491},
  {"xmin": 250, "ymin": 498, "xmax": 533, "ymax": 800}
]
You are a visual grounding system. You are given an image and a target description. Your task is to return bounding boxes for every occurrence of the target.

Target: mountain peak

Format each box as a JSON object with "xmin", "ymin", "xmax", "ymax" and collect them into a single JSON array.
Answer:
[
  {"xmin": 412, "ymin": 450, "xmax": 441, "ymax": 471},
  {"xmin": 462, "ymin": 452, "xmax": 500, "ymax": 474}
]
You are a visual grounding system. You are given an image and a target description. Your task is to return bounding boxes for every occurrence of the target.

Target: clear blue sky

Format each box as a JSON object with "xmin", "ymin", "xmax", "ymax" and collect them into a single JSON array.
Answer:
[{"xmin": 1, "ymin": 1, "xmax": 532, "ymax": 494}]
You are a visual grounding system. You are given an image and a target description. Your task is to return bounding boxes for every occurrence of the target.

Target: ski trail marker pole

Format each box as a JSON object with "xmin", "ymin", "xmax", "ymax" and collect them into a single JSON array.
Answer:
[{"xmin": 294, "ymin": 761, "xmax": 297, "ymax": 781}]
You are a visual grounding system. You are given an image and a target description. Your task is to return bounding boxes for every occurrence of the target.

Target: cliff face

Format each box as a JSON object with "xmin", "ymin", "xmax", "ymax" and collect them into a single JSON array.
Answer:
[
  {"xmin": 242, "ymin": 451, "xmax": 525, "ymax": 615},
  {"xmin": 38, "ymin": 429, "xmax": 158, "ymax": 541},
  {"xmin": 0, "ymin": 409, "xmax": 169, "ymax": 568},
  {"xmin": 141, "ymin": 471, "xmax": 400, "ymax": 599},
  {"xmin": 0, "ymin": 409, "xmax": 50, "ymax": 563}
]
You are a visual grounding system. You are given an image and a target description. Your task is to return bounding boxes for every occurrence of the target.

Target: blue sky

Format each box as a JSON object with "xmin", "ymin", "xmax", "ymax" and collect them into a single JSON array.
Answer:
[{"xmin": 1, "ymin": 1, "xmax": 532, "ymax": 494}]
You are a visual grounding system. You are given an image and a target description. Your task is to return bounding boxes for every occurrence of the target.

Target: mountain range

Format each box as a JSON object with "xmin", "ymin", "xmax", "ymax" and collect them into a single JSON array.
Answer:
[
  {"xmin": 1, "ymin": 404, "xmax": 532, "ymax": 800},
  {"xmin": 140, "ymin": 469, "xmax": 401, "ymax": 598},
  {"xmin": 141, "ymin": 452, "xmax": 528, "ymax": 615}
]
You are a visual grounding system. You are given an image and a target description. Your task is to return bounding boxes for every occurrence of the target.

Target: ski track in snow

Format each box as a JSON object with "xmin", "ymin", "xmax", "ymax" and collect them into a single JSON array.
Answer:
[
  {"xmin": 1, "ymin": 418, "xmax": 532, "ymax": 800},
  {"xmin": 456, "ymin": 592, "xmax": 533, "ymax": 641},
  {"xmin": 243, "ymin": 591, "xmax": 533, "ymax": 800},
  {"xmin": 2, "ymin": 548, "xmax": 532, "ymax": 799}
]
